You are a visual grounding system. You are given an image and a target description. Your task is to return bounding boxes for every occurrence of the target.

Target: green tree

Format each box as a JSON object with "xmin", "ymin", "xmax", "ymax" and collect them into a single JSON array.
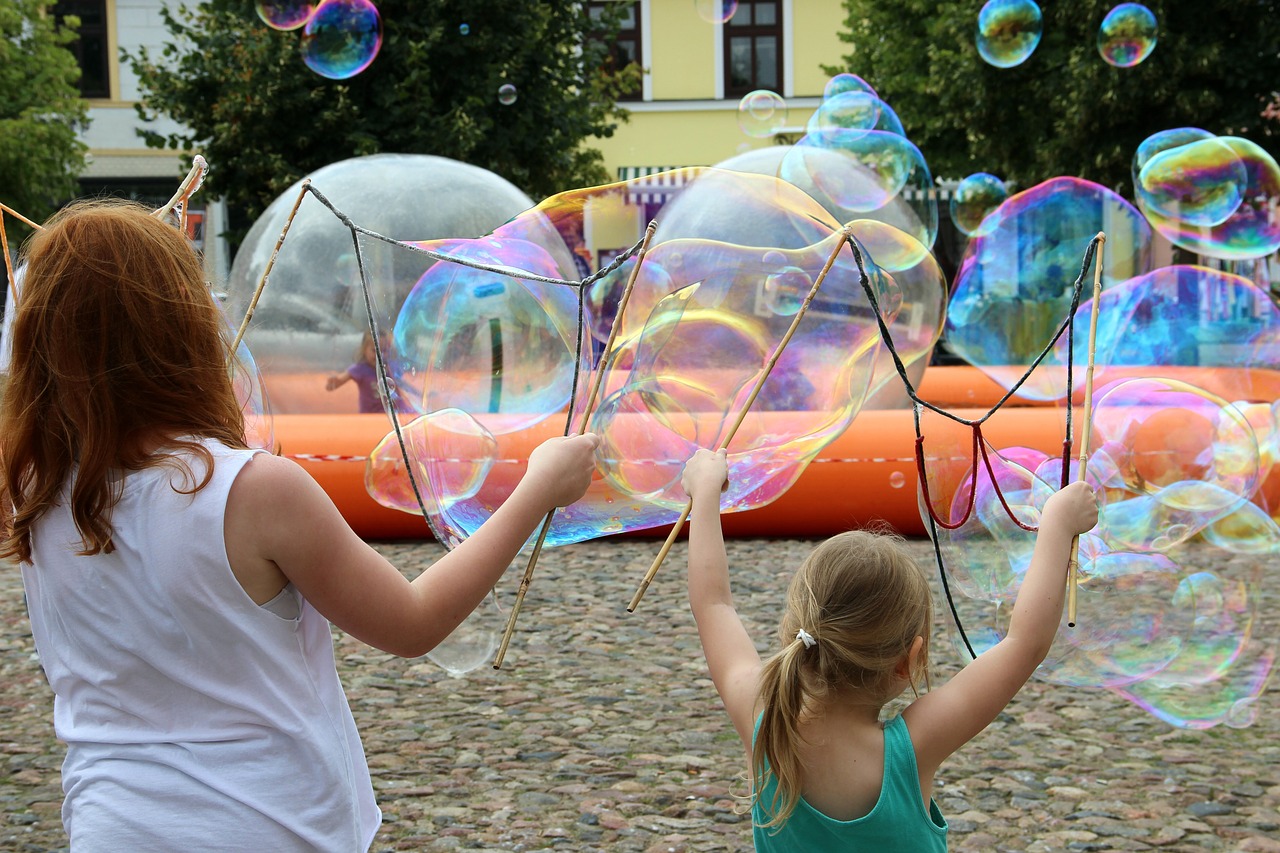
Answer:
[
  {"xmin": 130, "ymin": 1, "xmax": 638, "ymax": 243},
  {"xmin": 0, "ymin": 0, "xmax": 88, "ymax": 236},
  {"xmin": 828, "ymin": 0, "xmax": 1280, "ymax": 194}
]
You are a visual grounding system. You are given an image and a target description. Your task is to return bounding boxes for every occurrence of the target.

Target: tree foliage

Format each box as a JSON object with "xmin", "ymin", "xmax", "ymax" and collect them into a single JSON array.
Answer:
[
  {"xmin": 0, "ymin": 0, "xmax": 88, "ymax": 236},
  {"xmin": 130, "ymin": 1, "xmax": 637, "ymax": 241},
  {"xmin": 829, "ymin": 0, "xmax": 1280, "ymax": 195}
]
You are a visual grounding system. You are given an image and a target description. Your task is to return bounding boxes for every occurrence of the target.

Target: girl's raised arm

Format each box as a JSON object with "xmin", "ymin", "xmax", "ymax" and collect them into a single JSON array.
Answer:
[
  {"xmin": 683, "ymin": 448, "xmax": 761, "ymax": 748},
  {"xmin": 225, "ymin": 433, "xmax": 600, "ymax": 658},
  {"xmin": 904, "ymin": 480, "xmax": 1098, "ymax": 775}
]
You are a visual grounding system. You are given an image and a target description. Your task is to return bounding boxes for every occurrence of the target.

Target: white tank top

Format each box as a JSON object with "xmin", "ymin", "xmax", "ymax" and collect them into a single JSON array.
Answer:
[{"xmin": 21, "ymin": 439, "xmax": 381, "ymax": 851}]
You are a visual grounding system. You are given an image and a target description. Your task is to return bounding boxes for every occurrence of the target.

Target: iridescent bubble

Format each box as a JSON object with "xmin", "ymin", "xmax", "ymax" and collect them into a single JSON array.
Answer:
[
  {"xmin": 737, "ymin": 90, "xmax": 788, "ymax": 138},
  {"xmin": 889, "ymin": 471, "xmax": 906, "ymax": 489},
  {"xmin": 300, "ymin": 0, "xmax": 382, "ymax": 80},
  {"xmin": 458, "ymin": 22, "xmax": 470, "ymax": 36},
  {"xmin": 256, "ymin": 0, "xmax": 315, "ymax": 31},
  {"xmin": 1137, "ymin": 138, "xmax": 1248, "ymax": 227},
  {"xmin": 950, "ymin": 172, "xmax": 1008, "ymax": 237},
  {"xmin": 761, "ymin": 266, "xmax": 813, "ymax": 315},
  {"xmin": 497, "ymin": 83, "xmax": 518, "ymax": 106},
  {"xmin": 1137, "ymin": 136, "xmax": 1280, "ymax": 261},
  {"xmin": 366, "ymin": 409, "xmax": 498, "ymax": 517},
  {"xmin": 1116, "ymin": 640, "xmax": 1274, "ymax": 729},
  {"xmin": 1046, "ymin": 265, "xmax": 1280, "ymax": 405},
  {"xmin": 385, "ymin": 167, "xmax": 912, "ymax": 548},
  {"xmin": 1097, "ymin": 3, "xmax": 1157, "ymax": 68},
  {"xmin": 426, "ymin": 595, "xmax": 500, "ymax": 676},
  {"xmin": 392, "ymin": 237, "xmax": 582, "ymax": 433},
  {"xmin": 976, "ymin": 0, "xmax": 1043, "ymax": 69},
  {"xmin": 946, "ymin": 177, "xmax": 1152, "ymax": 399},
  {"xmin": 1090, "ymin": 377, "xmax": 1260, "ymax": 551},
  {"xmin": 1038, "ymin": 546, "xmax": 1192, "ymax": 689},
  {"xmin": 1132, "ymin": 127, "xmax": 1216, "ymax": 178},
  {"xmin": 694, "ymin": 0, "xmax": 738, "ymax": 24},
  {"xmin": 806, "ymin": 91, "xmax": 905, "ymax": 138},
  {"xmin": 806, "ymin": 91, "xmax": 882, "ymax": 140},
  {"xmin": 802, "ymin": 131, "xmax": 918, "ymax": 208},
  {"xmin": 1113, "ymin": 562, "xmax": 1273, "ymax": 729},
  {"xmin": 823, "ymin": 73, "xmax": 878, "ymax": 100}
]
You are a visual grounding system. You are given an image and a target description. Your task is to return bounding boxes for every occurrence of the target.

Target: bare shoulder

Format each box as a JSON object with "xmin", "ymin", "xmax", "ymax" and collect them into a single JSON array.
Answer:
[
  {"xmin": 229, "ymin": 451, "xmax": 316, "ymax": 497},
  {"xmin": 225, "ymin": 452, "xmax": 350, "ymax": 553}
]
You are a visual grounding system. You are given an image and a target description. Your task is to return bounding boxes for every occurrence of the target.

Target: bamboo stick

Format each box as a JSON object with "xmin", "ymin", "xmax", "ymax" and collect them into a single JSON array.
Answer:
[
  {"xmin": 0, "ymin": 203, "xmax": 42, "ymax": 231},
  {"xmin": 154, "ymin": 155, "xmax": 208, "ymax": 220},
  {"xmin": 492, "ymin": 222, "xmax": 658, "ymax": 669},
  {"xmin": 1067, "ymin": 232, "xmax": 1106, "ymax": 628},
  {"xmin": 229, "ymin": 180, "xmax": 311, "ymax": 355},
  {"xmin": 627, "ymin": 227, "xmax": 855, "ymax": 613}
]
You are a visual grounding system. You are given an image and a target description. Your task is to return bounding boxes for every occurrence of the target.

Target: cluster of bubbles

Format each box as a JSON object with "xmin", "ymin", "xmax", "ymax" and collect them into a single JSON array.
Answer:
[
  {"xmin": 976, "ymin": 1, "xmax": 1159, "ymax": 69},
  {"xmin": 226, "ymin": 64, "xmax": 1275, "ymax": 708},
  {"xmin": 1133, "ymin": 128, "xmax": 1280, "ymax": 261},
  {"xmin": 255, "ymin": 0, "xmax": 382, "ymax": 80},
  {"xmin": 356, "ymin": 168, "xmax": 945, "ymax": 553},
  {"xmin": 926, "ymin": 142, "xmax": 1278, "ymax": 724},
  {"xmin": 729, "ymin": 74, "xmax": 940, "ymax": 252},
  {"xmin": 922, "ymin": 360, "xmax": 1276, "ymax": 727}
]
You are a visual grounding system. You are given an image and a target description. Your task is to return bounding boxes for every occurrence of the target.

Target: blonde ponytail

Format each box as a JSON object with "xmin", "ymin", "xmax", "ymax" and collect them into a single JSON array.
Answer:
[{"xmin": 753, "ymin": 637, "xmax": 812, "ymax": 828}]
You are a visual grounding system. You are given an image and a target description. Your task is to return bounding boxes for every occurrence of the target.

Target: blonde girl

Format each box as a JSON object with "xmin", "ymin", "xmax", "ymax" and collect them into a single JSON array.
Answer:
[
  {"xmin": 0, "ymin": 200, "xmax": 600, "ymax": 851},
  {"xmin": 681, "ymin": 447, "xmax": 1098, "ymax": 850}
]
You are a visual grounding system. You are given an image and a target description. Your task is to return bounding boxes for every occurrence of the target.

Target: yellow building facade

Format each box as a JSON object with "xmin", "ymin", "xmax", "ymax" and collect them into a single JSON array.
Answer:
[{"xmin": 590, "ymin": 0, "xmax": 849, "ymax": 178}]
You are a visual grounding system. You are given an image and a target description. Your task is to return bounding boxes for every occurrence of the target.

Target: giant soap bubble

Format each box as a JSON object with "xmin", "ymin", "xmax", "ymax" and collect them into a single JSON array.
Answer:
[
  {"xmin": 224, "ymin": 154, "xmax": 536, "ymax": 416},
  {"xmin": 1045, "ymin": 265, "xmax": 1280, "ymax": 405},
  {"xmin": 711, "ymin": 145, "xmax": 947, "ymax": 402},
  {"xmin": 946, "ymin": 177, "xmax": 1152, "ymax": 399},
  {"xmin": 918, "ymin": 400, "xmax": 1273, "ymax": 726},
  {"xmin": 392, "ymin": 237, "xmax": 584, "ymax": 431},
  {"xmin": 361, "ymin": 168, "xmax": 941, "ymax": 550}
]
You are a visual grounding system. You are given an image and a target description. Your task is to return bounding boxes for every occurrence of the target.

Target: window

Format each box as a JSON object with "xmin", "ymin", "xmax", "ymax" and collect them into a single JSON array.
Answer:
[
  {"xmin": 724, "ymin": 0, "xmax": 782, "ymax": 99},
  {"xmin": 587, "ymin": 1, "xmax": 643, "ymax": 101},
  {"xmin": 54, "ymin": 1, "xmax": 111, "ymax": 99}
]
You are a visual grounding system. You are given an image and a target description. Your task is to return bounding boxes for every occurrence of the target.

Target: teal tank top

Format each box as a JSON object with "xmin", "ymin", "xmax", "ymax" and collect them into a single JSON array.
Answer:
[{"xmin": 751, "ymin": 714, "xmax": 948, "ymax": 851}]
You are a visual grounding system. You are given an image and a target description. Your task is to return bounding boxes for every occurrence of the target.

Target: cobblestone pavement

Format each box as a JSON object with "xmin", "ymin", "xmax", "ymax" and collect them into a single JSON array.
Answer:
[{"xmin": 2, "ymin": 537, "xmax": 1277, "ymax": 852}]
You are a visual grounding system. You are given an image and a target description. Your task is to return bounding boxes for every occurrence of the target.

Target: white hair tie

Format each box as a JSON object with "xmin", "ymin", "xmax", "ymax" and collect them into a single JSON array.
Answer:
[{"xmin": 796, "ymin": 628, "xmax": 816, "ymax": 649}]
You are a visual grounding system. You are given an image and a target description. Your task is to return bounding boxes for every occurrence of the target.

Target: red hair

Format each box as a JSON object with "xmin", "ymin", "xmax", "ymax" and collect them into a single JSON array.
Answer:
[{"xmin": 1, "ymin": 199, "xmax": 248, "ymax": 563}]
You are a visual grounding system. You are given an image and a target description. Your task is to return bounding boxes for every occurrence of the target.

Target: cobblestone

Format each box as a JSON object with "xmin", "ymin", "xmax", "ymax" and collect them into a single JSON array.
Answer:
[{"xmin": 2, "ymin": 537, "xmax": 1276, "ymax": 851}]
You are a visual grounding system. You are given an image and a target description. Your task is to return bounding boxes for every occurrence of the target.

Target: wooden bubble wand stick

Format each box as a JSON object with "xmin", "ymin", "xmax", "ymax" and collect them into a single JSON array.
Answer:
[
  {"xmin": 492, "ymin": 221, "xmax": 658, "ymax": 670},
  {"xmin": 0, "ymin": 203, "xmax": 42, "ymax": 231},
  {"xmin": 1067, "ymin": 231, "xmax": 1106, "ymax": 628},
  {"xmin": 0, "ymin": 208, "xmax": 25, "ymax": 309},
  {"xmin": 229, "ymin": 180, "xmax": 312, "ymax": 355},
  {"xmin": 628, "ymin": 227, "xmax": 855, "ymax": 613},
  {"xmin": 153, "ymin": 155, "xmax": 208, "ymax": 221}
]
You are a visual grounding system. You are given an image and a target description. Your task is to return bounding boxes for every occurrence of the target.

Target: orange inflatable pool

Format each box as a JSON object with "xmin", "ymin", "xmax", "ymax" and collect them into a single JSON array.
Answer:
[{"xmin": 273, "ymin": 365, "xmax": 1280, "ymax": 540}]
